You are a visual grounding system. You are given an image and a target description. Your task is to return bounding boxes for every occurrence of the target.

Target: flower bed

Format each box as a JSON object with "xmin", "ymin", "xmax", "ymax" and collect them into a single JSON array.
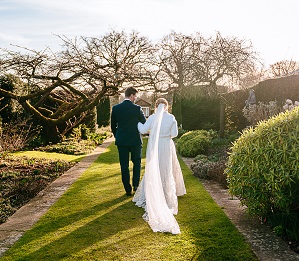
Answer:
[{"xmin": 0, "ymin": 155, "xmax": 75, "ymax": 224}]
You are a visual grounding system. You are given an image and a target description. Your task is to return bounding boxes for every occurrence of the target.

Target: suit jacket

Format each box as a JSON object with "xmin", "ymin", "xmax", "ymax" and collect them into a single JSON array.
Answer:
[{"xmin": 111, "ymin": 100, "xmax": 146, "ymax": 146}]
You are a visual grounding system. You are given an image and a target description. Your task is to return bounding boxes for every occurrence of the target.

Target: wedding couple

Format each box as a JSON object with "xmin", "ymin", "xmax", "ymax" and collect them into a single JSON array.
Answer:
[{"xmin": 111, "ymin": 87, "xmax": 186, "ymax": 234}]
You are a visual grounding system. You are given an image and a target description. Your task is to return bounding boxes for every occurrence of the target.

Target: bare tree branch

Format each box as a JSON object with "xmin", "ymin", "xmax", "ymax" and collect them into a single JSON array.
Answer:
[
  {"xmin": 269, "ymin": 59, "xmax": 299, "ymax": 77},
  {"xmin": 0, "ymin": 30, "xmax": 154, "ymax": 142}
]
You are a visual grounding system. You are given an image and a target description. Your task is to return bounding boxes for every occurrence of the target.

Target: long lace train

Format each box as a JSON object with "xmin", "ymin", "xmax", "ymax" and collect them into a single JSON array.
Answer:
[{"xmin": 132, "ymin": 104, "xmax": 180, "ymax": 234}]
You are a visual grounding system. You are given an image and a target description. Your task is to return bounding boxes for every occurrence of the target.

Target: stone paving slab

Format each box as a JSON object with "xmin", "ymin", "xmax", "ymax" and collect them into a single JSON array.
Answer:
[
  {"xmin": 0, "ymin": 137, "xmax": 114, "ymax": 257},
  {"xmin": 182, "ymin": 157, "xmax": 299, "ymax": 261}
]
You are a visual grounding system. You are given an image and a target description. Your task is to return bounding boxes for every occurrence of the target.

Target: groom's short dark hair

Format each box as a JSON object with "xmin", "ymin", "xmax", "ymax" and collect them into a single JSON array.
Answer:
[{"xmin": 125, "ymin": 87, "xmax": 138, "ymax": 98}]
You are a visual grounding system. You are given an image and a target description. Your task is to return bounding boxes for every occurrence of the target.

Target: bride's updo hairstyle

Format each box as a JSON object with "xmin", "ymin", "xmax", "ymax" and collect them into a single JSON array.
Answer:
[{"xmin": 155, "ymin": 98, "xmax": 168, "ymax": 111}]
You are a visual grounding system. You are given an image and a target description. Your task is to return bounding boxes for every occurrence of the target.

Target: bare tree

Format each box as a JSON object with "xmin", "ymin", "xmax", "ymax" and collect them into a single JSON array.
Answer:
[
  {"xmin": 195, "ymin": 32, "xmax": 258, "ymax": 95},
  {"xmin": 155, "ymin": 31, "xmax": 258, "ymax": 126},
  {"xmin": 237, "ymin": 66, "xmax": 267, "ymax": 90},
  {"xmin": 0, "ymin": 30, "xmax": 153, "ymax": 142},
  {"xmin": 157, "ymin": 31, "xmax": 258, "ymax": 95},
  {"xmin": 155, "ymin": 32, "xmax": 202, "ymax": 125},
  {"xmin": 156, "ymin": 32, "xmax": 199, "ymax": 92},
  {"xmin": 269, "ymin": 59, "xmax": 299, "ymax": 77},
  {"xmin": 0, "ymin": 118, "xmax": 41, "ymax": 153}
]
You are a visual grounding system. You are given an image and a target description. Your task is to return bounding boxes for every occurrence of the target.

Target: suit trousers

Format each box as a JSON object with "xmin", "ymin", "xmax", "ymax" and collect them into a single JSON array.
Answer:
[{"xmin": 117, "ymin": 145, "xmax": 142, "ymax": 194}]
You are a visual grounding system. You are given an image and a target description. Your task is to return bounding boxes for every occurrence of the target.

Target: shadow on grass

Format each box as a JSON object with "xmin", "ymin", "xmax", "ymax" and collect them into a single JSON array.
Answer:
[
  {"xmin": 176, "ymin": 159, "xmax": 257, "ymax": 260},
  {"xmin": 5, "ymin": 142, "xmax": 146, "ymax": 259},
  {"xmin": 19, "ymin": 196, "xmax": 142, "ymax": 260},
  {"xmin": 2, "ymin": 139, "xmax": 257, "ymax": 260}
]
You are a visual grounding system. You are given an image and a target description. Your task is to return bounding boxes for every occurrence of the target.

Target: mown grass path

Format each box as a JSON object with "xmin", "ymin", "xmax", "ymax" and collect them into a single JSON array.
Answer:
[{"xmin": 1, "ymin": 141, "xmax": 257, "ymax": 260}]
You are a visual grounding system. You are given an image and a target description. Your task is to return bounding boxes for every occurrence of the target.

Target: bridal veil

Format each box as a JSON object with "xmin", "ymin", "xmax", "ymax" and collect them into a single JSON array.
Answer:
[{"xmin": 133, "ymin": 103, "xmax": 180, "ymax": 234}]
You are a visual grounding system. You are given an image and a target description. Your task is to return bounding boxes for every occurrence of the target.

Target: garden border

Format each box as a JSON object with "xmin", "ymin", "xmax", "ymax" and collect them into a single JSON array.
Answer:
[
  {"xmin": 1, "ymin": 139, "xmax": 298, "ymax": 260},
  {"xmin": 0, "ymin": 137, "xmax": 114, "ymax": 257},
  {"xmin": 182, "ymin": 157, "xmax": 299, "ymax": 261}
]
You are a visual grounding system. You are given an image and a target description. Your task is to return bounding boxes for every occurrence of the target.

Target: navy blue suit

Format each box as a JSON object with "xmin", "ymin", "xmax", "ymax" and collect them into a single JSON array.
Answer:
[{"xmin": 111, "ymin": 99, "xmax": 146, "ymax": 194}]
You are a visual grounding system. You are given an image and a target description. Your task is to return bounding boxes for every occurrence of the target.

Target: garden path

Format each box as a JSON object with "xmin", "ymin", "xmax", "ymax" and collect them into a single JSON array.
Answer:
[
  {"xmin": 0, "ymin": 138, "xmax": 298, "ymax": 260},
  {"xmin": 182, "ymin": 157, "xmax": 299, "ymax": 261}
]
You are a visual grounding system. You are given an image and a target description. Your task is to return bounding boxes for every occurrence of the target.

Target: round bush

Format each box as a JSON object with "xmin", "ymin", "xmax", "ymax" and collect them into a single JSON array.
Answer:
[
  {"xmin": 191, "ymin": 160, "xmax": 227, "ymax": 187},
  {"xmin": 226, "ymin": 107, "xmax": 299, "ymax": 218},
  {"xmin": 176, "ymin": 130, "xmax": 212, "ymax": 157}
]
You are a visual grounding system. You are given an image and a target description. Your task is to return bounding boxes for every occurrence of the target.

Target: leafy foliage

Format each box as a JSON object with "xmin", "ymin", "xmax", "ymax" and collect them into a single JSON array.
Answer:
[
  {"xmin": 176, "ymin": 130, "xmax": 215, "ymax": 157},
  {"xmin": 38, "ymin": 125, "xmax": 112, "ymax": 155},
  {"xmin": 38, "ymin": 140, "xmax": 96, "ymax": 155},
  {"xmin": 181, "ymin": 95, "xmax": 221, "ymax": 131},
  {"xmin": 0, "ymin": 74, "xmax": 24, "ymax": 123},
  {"xmin": 226, "ymin": 107, "xmax": 299, "ymax": 241},
  {"xmin": 191, "ymin": 159, "xmax": 227, "ymax": 187},
  {"xmin": 172, "ymin": 87, "xmax": 221, "ymax": 131},
  {"xmin": 190, "ymin": 137, "xmax": 231, "ymax": 187},
  {"xmin": 172, "ymin": 89, "xmax": 182, "ymax": 127}
]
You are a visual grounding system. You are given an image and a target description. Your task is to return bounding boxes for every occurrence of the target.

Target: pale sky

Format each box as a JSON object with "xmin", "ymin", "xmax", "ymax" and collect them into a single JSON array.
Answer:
[{"xmin": 1, "ymin": 0, "xmax": 298, "ymax": 67}]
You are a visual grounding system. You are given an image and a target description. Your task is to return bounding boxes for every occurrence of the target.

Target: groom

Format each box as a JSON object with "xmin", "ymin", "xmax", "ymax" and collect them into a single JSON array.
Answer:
[{"xmin": 111, "ymin": 87, "xmax": 146, "ymax": 196}]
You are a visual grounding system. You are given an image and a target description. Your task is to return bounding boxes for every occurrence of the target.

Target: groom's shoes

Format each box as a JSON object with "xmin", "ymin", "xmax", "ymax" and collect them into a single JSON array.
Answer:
[{"xmin": 126, "ymin": 186, "xmax": 138, "ymax": 196}]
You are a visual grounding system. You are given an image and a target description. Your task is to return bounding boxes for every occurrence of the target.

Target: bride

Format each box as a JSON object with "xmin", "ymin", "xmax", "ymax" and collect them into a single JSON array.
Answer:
[{"xmin": 132, "ymin": 98, "xmax": 186, "ymax": 234}]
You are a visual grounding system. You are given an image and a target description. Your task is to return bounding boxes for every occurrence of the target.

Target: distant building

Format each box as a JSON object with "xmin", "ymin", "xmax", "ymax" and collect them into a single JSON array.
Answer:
[
  {"xmin": 110, "ymin": 89, "xmax": 175, "ymax": 116},
  {"xmin": 135, "ymin": 98, "xmax": 151, "ymax": 117}
]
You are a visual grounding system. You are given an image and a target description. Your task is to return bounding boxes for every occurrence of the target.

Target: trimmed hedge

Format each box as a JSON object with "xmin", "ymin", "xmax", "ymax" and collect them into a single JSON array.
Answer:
[
  {"xmin": 97, "ymin": 96, "xmax": 110, "ymax": 127},
  {"xmin": 171, "ymin": 86, "xmax": 221, "ymax": 131},
  {"xmin": 226, "ymin": 107, "xmax": 299, "ymax": 240}
]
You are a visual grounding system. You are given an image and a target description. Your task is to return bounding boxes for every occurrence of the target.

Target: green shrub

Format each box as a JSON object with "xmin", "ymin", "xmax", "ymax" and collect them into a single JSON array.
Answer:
[
  {"xmin": 80, "ymin": 124, "xmax": 90, "ymax": 140},
  {"xmin": 69, "ymin": 125, "xmax": 82, "ymax": 142},
  {"xmin": 89, "ymin": 126, "xmax": 112, "ymax": 145},
  {"xmin": 176, "ymin": 130, "xmax": 213, "ymax": 157},
  {"xmin": 70, "ymin": 124, "xmax": 91, "ymax": 142},
  {"xmin": 0, "ymin": 74, "xmax": 25, "ymax": 123},
  {"xmin": 88, "ymin": 132, "xmax": 106, "ymax": 145},
  {"xmin": 194, "ymin": 154, "xmax": 209, "ymax": 162},
  {"xmin": 38, "ymin": 140, "xmax": 96, "ymax": 155},
  {"xmin": 177, "ymin": 127, "xmax": 188, "ymax": 138},
  {"xmin": 38, "ymin": 125, "xmax": 112, "ymax": 155},
  {"xmin": 191, "ymin": 159, "xmax": 227, "ymax": 187},
  {"xmin": 210, "ymin": 137, "xmax": 231, "ymax": 148},
  {"xmin": 181, "ymin": 95, "xmax": 221, "ymax": 131},
  {"xmin": 267, "ymin": 212, "xmax": 299, "ymax": 241},
  {"xmin": 225, "ymin": 107, "xmax": 299, "ymax": 240}
]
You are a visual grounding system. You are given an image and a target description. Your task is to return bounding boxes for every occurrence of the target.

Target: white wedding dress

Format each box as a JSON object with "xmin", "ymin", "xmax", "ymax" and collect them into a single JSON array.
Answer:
[{"xmin": 132, "ymin": 104, "xmax": 186, "ymax": 234}]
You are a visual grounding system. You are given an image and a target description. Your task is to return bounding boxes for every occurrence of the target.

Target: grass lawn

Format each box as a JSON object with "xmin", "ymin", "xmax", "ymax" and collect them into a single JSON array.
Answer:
[
  {"xmin": 14, "ymin": 151, "xmax": 85, "ymax": 162},
  {"xmin": 1, "ymin": 140, "xmax": 258, "ymax": 260}
]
